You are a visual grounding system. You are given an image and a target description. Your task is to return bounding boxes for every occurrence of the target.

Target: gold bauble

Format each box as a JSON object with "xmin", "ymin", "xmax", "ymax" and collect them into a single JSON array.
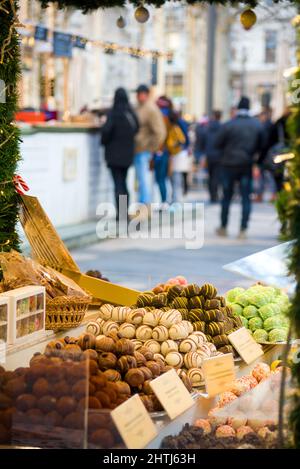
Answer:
[
  {"xmin": 240, "ymin": 9, "xmax": 257, "ymax": 30},
  {"xmin": 134, "ymin": 6, "xmax": 150, "ymax": 24},
  {"xmin": 116, "ymin": 16, "xmax": 126, "ymax": 29}
]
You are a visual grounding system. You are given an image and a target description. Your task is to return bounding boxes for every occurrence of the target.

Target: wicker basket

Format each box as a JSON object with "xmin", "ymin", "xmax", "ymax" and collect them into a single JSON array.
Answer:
[{"xmin": 46, "ymin": 296, "xmax": 91, "ymax": 331}]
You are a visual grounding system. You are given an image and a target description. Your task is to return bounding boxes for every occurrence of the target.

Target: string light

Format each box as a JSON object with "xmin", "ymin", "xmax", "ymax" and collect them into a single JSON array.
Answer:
[{"xmin": 17, "ymin": 21, "xmax": 173, "ymax": 60}]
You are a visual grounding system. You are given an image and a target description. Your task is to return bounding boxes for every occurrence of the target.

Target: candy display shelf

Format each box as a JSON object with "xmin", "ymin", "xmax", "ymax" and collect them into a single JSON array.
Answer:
[{"xmin": 4, "ymin": 309, "xmax": 99, "ymax": 371}]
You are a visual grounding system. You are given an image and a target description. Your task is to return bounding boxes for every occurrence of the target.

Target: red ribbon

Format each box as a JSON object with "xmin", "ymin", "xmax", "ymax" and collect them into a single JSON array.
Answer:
[{"xmin": 13, "ymin": 175, "xmax": 30, "ymax": 195}]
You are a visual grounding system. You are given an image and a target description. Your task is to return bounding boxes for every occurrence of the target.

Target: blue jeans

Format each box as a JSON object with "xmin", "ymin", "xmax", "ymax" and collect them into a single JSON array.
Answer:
[
  {"xmin": 221, "ymin": 165, "xmax": 252, "ymax": 230},
  {"xmin": 134, "ymin": 151, "xmax": 151, "ymax": 204},
  {"xmin": 171, "ymin": 172, "xmax": 183, "ymax": 203},
  {"xmin": 154, "ymin": 151, "xmax": 169, "ymax": 203}
]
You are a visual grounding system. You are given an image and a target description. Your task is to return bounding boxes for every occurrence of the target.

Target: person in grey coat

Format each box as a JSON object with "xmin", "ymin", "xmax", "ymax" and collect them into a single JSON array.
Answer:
[{"xmin": 215, "ymin": 97, "xmax": 262, "ymax": 239}]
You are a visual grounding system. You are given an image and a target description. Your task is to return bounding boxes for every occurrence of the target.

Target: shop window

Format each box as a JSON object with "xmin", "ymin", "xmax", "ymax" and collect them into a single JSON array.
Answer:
[{"xmin": 265, "ymin": 30, "xmax": 277, "ymax": 64}]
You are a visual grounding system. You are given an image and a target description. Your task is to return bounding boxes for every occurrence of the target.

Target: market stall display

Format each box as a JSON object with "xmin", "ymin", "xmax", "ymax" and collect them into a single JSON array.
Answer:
[
  {"xmin": 86, "ymin": 303, "xmax": 226, "ymax": 387},
  {"xmin": 226, "ymin": 285, "xmax": 290, "ymax": 343},
  {"xmin": 160, "ymin": 364, "xmax": 291, "ymax": 449},
  {"xmin": 134, "ymin": 283, "xmax": 243, "ymax": 355},
  {"xmin": 3, "ymin": 286, "xmax": 45, "ymax": 345},
  {"xmin": 0, "ymin": 251, "xmax": 91, "ymax": 331}
]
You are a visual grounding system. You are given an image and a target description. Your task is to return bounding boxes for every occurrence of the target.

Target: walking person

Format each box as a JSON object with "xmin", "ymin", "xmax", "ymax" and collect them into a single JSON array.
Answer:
[
  {"xmin": 215, "ymin": 96, "xmax": 262, "ymax": 239},
  {"xmin": 200, "ymin": 110, "xmax": 222, "ymax": 203},
  {"xmin": 153, "ymin": 96, "xmax": 172, "ymax": 210},
  {"xmin": 101, "ymin": 87, "xmax": 139, "ymax": 221},
  {"xmin": 166, "ymin": 103, "xmax": 190, "ymax": 203},
  {"xmin": 134, "ymin": 85, "xmax": 166, "ymax": 205}
]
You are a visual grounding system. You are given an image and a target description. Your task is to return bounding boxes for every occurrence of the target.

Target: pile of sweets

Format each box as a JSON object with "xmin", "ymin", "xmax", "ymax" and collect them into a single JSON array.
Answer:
[
  {"xmin": 44, "ymin": 333, "xmax": 194, "ymax": 411},
  {"xmin": 160, "ymin": 423, "xmax": 279, "ymax": 449},
  {"xmin": 0, "ymin": 334, "xmax": 194, "ymax": 448},
  {"xmin": 226, "ymin": 285, "xmax": 290, "ymax": 343},
  {"xmin": 86, "ymin": 304, "xmax": 224, "ymax": 387},
  {"xmin": 161, "ymin": 363, "xmax": 288, "ymax": 449},
  {"xmin": 134, "ymin": 282, "xmax": 243, "ymax": 355},
  {"xmin": 194, "ymin": 362, "xmax": 290, "ymax": 445}
]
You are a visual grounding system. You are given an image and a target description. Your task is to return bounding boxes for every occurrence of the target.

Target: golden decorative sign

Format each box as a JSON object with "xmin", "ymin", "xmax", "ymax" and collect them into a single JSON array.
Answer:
[{"xmin": 19, "ymin": 195, "xmax": 140, "ymax": 306}]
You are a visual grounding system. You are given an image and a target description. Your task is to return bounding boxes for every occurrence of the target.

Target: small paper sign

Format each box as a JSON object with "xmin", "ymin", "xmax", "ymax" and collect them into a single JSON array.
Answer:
[
  {"xmin": 228, "ymin": 327, "xmax": 264, "ymax": 364},
  {"xmin": 111, "ymin": 394, "xmax": 157, "ymax": 449},
  {"xmin": 150, "ymin": 368, "xmax": 194, "ymax": 419},
  {"xmin": 202, "ymin": 353, "xmax": 235, "ymax": 397}
]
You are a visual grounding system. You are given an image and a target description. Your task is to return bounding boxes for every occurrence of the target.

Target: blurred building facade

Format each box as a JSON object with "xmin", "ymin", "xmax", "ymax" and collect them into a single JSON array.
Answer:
[
  {"xmin": 228, "ymin": 1, "xmax": 296, "ymax": 118},
  {"xmin": 18, "ymin": 0, "xmax": 296, "ymax": 119}
]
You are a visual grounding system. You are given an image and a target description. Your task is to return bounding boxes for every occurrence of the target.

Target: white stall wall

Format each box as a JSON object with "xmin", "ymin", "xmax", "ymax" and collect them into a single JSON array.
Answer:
[{"xmin": 18, "ymin": 129, "xmax": 139, "ymax": 228}]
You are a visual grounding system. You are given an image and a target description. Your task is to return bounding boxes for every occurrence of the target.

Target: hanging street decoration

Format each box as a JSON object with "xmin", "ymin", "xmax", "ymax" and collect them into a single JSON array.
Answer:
[
  {"xmin": 134, "ymin": 5, "xmax": 150, "ymax": 23},
  {"xmin": 116, "ymin": 15, "xmax": 126, "ymax": 28},
  {"xmin": 240, "ymin": 8, "xmax": 257, "ymax": 30}
]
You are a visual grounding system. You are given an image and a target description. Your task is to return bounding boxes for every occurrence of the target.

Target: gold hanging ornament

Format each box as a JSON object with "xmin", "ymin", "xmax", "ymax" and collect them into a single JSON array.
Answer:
[
  {"xmin": 240, "ymin": 9, "xmax": 257, "ymax": 30},
  {"xmin": 134, "ymin": 6, "xmax": 150, "ymax": 24},
  {"xmin": 116, "ymin": 16, "xmax": 126, "ymax": 28}
]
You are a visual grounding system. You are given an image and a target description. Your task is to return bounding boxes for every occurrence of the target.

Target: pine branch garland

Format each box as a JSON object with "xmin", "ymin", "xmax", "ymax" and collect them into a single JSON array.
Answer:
[{"xmin": 0, "ymin": 0, "xmax": 21, "ymax": 252}]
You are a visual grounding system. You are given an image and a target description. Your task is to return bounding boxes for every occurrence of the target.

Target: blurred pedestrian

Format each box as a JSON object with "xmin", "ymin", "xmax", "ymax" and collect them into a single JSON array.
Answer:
[
  {"xmin": 194, "ymin": 116, "xmax": 209, "ymax": 165},
  {"xmin": 263, "ymin": 107, "xmax": 291, "ymax": 194},
  {"xmin": 215, "ymin": 96, "xmax": 262, "ymax": 239},
  {"xmin": 134, "ymin": 85, "xmax": 166, "ymax": 205},
  {"xmin": 153, "ymin": 96, "xmax": 172, "ymax": 210},
  {"xmin": 255, "ymin": 108, "xmax": 274, "ymax": 202},
  {"xmin": 199, "ymin": 110, "xmax": 222, "ymax": 203},
  {"xmin": 101, "ymin": 88, "xmax": 139, "ymax": 220},
  {"xmin": 177, "ymin": 112, "xmax": 191, "ymax": 196},
  {"xmin": 166, "ymin": 102, "xmax": 190, "ymax": 203}
]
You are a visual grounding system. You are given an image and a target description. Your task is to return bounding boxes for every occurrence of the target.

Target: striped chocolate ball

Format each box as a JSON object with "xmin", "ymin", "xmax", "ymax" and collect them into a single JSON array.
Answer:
[
  {"xmin": 177, "ymin": 309, "xmax": 189, "ymax": 320},
  {"xmin": 204, "ymin": 299, "xmax": 221, "ymax": 310},
  {"xmin": 152, "ymin": 325, "xmax": 169, "ymax": 342},
  {"xmin": 167, "ymin": 285, "xmax": 183, "ymax": 301},
  {"xmin": 126, "ymin": 308, "xmax": 146, "ymax": 325},
  {"xmin": 188, "ymin": 309, "xmax": 203, "ymax": 322},
  {"xmin": 216, "ymin": 296, "xmax": 226, "ymax": 307},
  {"xmin": 188, "ymin": 296, "xmax": 204, "ymax": 309},
  {"xmin": 118, "ymin": 323, "xmax": 136, "ymax": 339},
  {"xmin": 171, "ymin": 297, "xmax": 189, "ymax": 309},
  {"xmin": 180, "ymin": 283, "xmax": 201, "ymax": 298},
  {"xmin": 136, "ymin": 325, "xmax": 153, "ymax": 341},
  {"xmin": 193, "ymin": 320, "xmax": 206, "ymax": 332},
  {"xmin": 179, "ymin": 338, "xmax": 198, "ymax": 353},
  {"xmin": 144, "ymin": 339, "xmax": 161, "ymax": 354},
  {"xmin": 205, "ymin": 321, "xmax": 225, "ymax": 337},
  {"xmin": 202, "ymin": 309, "xmax": 225, "ymax": 323},
  {"xmin": 218, "ymin": 345, "xmax": 234, "ymax": 354},
  {"xmin": 159, "ymin": 309, "xmax": 182, "ymax": 328},
  {"xmin": 98, "ymin": 303, "xmax": 114, "ymax": 321},
  {"xmin": 183, "ymin": 351, "xmax": 203, "ymax": 369},
  {"xmin": 160, "ymin": 339, "xmax": 178, "ymax": 356},
  {"xmin": 136, "ymin": 293, "xmax": 155, "ymax": 307},
  {"xmin": 199, "ymin": 283, "xmax": 218, "ymax": 299},
  {"xmin": 152, "ymin": 293, "xmax": 168, "ymax": 308},
  {"xmin": 187, "ymin": 368, "xmax": 204, "ymax": 386},
  {"xmin": 165, "ymin": 351, "xmax": 183, "ymax": 368},
  {"xmin": 86, "ymin": 321, "xmax": 101, "ymax": 336},
  {"xmin": 212, "ymin": 334, "xmax": 229, "ymax": 347}
]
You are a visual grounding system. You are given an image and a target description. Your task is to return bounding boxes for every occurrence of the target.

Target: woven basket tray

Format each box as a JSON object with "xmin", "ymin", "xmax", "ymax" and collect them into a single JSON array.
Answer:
[{"xmin": 46, "ymin": 296, "xmax": 91, "ymax": 331}]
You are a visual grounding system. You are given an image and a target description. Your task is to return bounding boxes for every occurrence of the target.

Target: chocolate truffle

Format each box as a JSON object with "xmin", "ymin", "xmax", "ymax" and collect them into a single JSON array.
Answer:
[
  {"xmin": 95, "ymin": 336, "xmax": 116, "ymax": 353},
  {"xmin": 15, "ymin": 393, "xmax": 36, "ymax": 412},
  {"xmin": 56, "ymin": 396, "xmax": 77, "ymax": 416},
  {"xmin": 89, "ymin": 428, "xmax": 114, "ymax": 448},
  {"xmin": 37, "ymin": 395, "xmax": 57, "ymax": 413},
  {"xmin": 124, "ymin": 368, "xmax": 145, "ymax": 387}
]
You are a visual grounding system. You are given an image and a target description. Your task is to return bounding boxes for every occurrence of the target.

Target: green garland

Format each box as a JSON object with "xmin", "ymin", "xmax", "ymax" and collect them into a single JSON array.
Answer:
[
  {"xmin": 37, "ymin": 0, "xmax": 290, "ymax": 12},
  {"xmin": 0, "ymin": 0, "xmax": 21, "ymax": 253},
  {"xmin": 280, "ymin": 14, "xmax": 300, "ymax": 448}
]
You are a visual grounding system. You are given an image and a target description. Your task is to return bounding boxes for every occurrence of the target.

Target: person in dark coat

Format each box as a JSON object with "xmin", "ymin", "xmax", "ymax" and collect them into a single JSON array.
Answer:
[
  {"xmin": 215, "ymin": 96, "xmax": 262, "ymax": 239},
  {"xmin": 101, "ymin": 88, "xmax": 139, "ymax": 219},
  {"xmin": 265, "ymin": 108, "xmax": 291, "ymax": 193},
  {"xmin": 200, "ymin": 110, "xmax": 222, "ymax": 203}
]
